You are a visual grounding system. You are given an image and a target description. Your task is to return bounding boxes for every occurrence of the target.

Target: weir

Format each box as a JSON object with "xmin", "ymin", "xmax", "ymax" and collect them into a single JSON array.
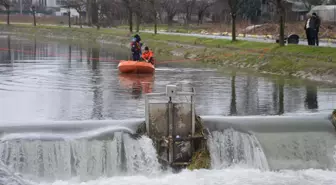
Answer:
[
  {"xmin": 0, "ymin": 89, "xmax": 335, "ymax": 182},
  {"xmin": 144, "ymin": 85, "xmax": 206, "ymax": 169}
]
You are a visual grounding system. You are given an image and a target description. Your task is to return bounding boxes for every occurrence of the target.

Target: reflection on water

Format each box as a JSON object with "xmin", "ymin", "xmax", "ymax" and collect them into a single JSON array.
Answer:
[
  {"xmin": 7, "ymin": 35, "xmax": 11, "ymax": 62},
  {"xmin": 91, "ymin": 47, "xmax": 103, "ymax": 119},
  {"xmin": 305, "ymin": 84, "xmax": 318, "ymax": 110},
  {"xmin": 119, "ymin": 73, "xmax": 154, "ymax": 99},
  {"xmin": 230, "ymin": 74, "xmax": 237, "ymax": 116},
  {"xmin": 0, "ymin": 36, "xmax": 336, "ymax": 121}
]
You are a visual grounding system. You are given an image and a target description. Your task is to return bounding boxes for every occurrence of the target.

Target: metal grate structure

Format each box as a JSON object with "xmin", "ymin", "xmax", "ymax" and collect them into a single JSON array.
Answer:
[{"xmin": 145, "ymin": 85, "xmax": 198, "ymax": 167}]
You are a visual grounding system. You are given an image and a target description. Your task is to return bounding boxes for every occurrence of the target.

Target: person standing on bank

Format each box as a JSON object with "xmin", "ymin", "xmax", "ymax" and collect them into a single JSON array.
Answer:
[
  {"xmin": 304, "ymin": 14, "xmax": 318, "ymax": 46},
  {"xmin": 304, "ymin": 15, "xmax": 311, "ymax": 45},
  {"xmin": 313, "ymin": 13, "xmax": 321, "ymax": 46}
]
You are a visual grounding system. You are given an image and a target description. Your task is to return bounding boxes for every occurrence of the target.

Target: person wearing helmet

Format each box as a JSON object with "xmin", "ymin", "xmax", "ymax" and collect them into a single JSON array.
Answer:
[
  {"xmin": 130, "ymin": 36, "xmax": 141, "ymax": 61},
  {"xmin": 141, "ymin": 46, "xmax": 154, "ymax": 65},
  {"xmin": 134, "ymin": 34, "xmax": 141, "ymax": 42}
]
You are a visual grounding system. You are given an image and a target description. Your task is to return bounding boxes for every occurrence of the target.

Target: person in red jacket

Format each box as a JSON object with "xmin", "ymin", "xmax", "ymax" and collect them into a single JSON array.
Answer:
[{"xmin": 141, "ymin": 46, "xmax": 154, "ymax": 65}]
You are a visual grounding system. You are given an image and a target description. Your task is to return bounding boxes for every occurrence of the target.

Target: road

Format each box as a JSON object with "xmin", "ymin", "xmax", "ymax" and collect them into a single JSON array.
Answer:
[{"xmin": 3, "ymin": 22, "xmax": 335, "ymax": 47}]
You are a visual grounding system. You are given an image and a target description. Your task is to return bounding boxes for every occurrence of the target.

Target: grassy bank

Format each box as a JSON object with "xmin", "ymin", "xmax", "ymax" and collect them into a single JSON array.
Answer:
[
  {"xmin": 1, "ymin": 24, "xmax": 336, "ymax": 84},
  {"xmin": 116, "ymin": 23, "xmax": 336, "ymax": 41}
]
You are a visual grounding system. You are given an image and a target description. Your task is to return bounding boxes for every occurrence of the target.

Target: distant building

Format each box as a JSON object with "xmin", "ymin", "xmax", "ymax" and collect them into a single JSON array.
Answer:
[
  {"xmin": 261, "ymin": 0, "xmax": 309, "ymax": 22},
  {"xmin": 308, "ymin": 5, "xmax": 336, "ymax": 23},
  {"xmin": 31, "ymin": 0, "xmax": 79, "ymax": 17},
  {"xmin": 32, "ymin": 0, "xmax": 66, "ymax": 8}
]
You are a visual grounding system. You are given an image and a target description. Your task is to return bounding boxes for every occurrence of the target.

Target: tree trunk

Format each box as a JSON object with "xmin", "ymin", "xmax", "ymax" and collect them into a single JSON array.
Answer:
[
  {"xmin": 277, "ymin": 0, "xmax": 285, "ymax": 46},
  {"xmin": 154, "ymin": 16, "xmax": 157, "ymax": 34},
  {"xmin": 91, "ymin": 0, "xmax": 98, "ymax": 26},
  {"xmin": 279, "ymin": 14, "xmax": 285, "ymax": 46},
  {"xmin": 167, "ymin": 15, "xmax": 173, "ymax": 27},
  {"xmin": 33, "ymin": 13, "xmax": 36, "ymax": 26},
  {"xmin": 231, "ymin": 15, "xmax": 236, "ymax": 41},
  {"xmin": 86, "ymin": 0, "xmax": 92, "ymax": 26},
  {"xmin": 136, "ymin": 14, "xmax": 140, "ymax": 32},
  {"xmin": 185, "ymin": 12, "xmax": 190, "ymax": 26},
  {"xmin": 79, "ymin": 14, "xmax": 82, "ymax": 28},
  {"xmin": 152, "ymin": 0, "xmax": 157, "ymax": 34},
  {"xmin": 128, "ymin": 8, "xmax": 133, "ymax": 33},
  {"xmin": 197, "ymin": 12, "xmax": 202, "ymax": 25},
  {"xmin": 6, "ymin": 7, "xmax": 10, "ymax": 25},
  {"xmin": 68, "ymin": 10, "xmax": 71, "ymax": 28}
]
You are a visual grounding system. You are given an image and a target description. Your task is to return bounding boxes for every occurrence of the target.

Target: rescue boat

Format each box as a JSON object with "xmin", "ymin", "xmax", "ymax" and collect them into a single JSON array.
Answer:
[{"xmin": 118, "ymin": 60, "xmax": 155, "ymax": 74}]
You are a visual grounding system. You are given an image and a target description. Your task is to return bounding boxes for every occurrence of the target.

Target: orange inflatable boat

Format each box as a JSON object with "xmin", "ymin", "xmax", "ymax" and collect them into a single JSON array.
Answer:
[{"xmin": 118, "ymin": 60, "xmax": 155, "ymax": 74}]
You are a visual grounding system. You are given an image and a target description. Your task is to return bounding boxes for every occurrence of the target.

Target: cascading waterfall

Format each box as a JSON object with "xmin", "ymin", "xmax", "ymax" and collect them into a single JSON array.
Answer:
[
  {"xmin": 0, "ymin": 160, "xmax": 32, "ymax": 185},
  {"xmin": 334, "ymin": 145, "xmax": 336, "ymax": 170},
  {"xmin": 207, "ymin": 128, "xmax": 269, "ymax": 170},
  {"xmin": 0, "ymin": 132, "xmax": 161, "ymax": 182}
]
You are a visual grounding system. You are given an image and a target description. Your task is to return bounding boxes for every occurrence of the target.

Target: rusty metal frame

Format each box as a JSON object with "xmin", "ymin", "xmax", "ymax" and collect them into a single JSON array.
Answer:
[{"xmin": 145, "ymin": 86, "xmax": 196, "ymax": 137}]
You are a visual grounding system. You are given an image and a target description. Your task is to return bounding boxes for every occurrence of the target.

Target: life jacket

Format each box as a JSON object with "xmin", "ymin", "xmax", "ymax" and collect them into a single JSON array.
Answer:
[
  {"xmin": 142, "ymin": 50, "xmax": 154, "ymax": 60},
  {"xmin": 131, "ymin": 41, "xmax": 141, "ymax": 53}
]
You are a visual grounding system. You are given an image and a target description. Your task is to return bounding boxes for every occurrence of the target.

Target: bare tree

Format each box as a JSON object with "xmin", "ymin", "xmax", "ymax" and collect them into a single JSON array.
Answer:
[
  {"xmin": 265, "ymin": 0, "xmax": 286, "ymax": 46},
  {"xmin": 86, "ymin": 0, "xmax": 92, "ymax": 26},
  {"xmin": 90, "ymin": 0, "xmax": 100, "ymax": 29},
  {"xmin": 63, "ymin": 1, "xmax": 73, "ymax": 28},
  {"xmin": 133, "ymin": 0, "xmax": 145, "ymax": 32},
  {"xmin": 122, "ymin": 0, "xmax": 133, "ymax": 32},
  {"xmin": 180, "ymin": 0, "xmax": 196, "ymax": 25},
  {"xmin": 64, "ymin": 0, "xmax": 86, "ymax": 28},
  {"xmin": 0, "ymin": 0, "xmax": 12, "ymax": 25},
  {"xmin": 161, "ymin": 0, "xmax": 180, "ymax": 26},
  {"xmin": 85, "ymin": 0, "xmax": 99, "ymax": 28},
  {"xmin": 99, "ymin": 0, "xmax": 123, "ymax": 26},
  {"xmin": 195, "ymin": 0, "xmax": 214, "ymax": 25},
  {"xmin": 227, "ymin": 0, "xmax": 244, "ymax": 41},
  {"xmin": 31, "ymin": 5, "xmax": 36, "ymax": 26},
  {"xmin": 148, "ymin": 0, "xmax": 158, "ymax": 34}
]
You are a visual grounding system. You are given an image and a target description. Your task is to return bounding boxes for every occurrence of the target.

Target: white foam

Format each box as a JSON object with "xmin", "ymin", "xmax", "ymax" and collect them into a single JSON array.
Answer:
[
  {"xmin": 0, "ymin": 134, "xmax": 160, "ymax": 182},
  {"xmin": 207, "ymin": 129, "xmax": 269, "ymax": 170},
  {"xmin": 334, "ymin": 145, "xmax": 336, "ymax": 170},
  {"xmin": 40, "ymin": 168, "xmax": 336, "ymax": 185},
  {"xmin": 0, "ymin": 126, "xmax": 134, "ymax": 141}
]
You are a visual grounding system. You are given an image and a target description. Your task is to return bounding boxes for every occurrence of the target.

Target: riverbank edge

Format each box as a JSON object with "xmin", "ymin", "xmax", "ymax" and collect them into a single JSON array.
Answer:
[
  {"xmin": 1, "ymin": 24, "xmax": 336, "ymax": 85},
  {"xmin": 115, "ymin": 25, "xmax": 336, "ymax": 43}
]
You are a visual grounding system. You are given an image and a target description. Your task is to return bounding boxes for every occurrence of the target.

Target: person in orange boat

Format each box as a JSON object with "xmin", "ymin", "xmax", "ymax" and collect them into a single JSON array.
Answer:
[
  {"xmin": 131, "ymin": 34, "xmax": 142, "ymax": 61},
  {"xmin": 141, "ymin": 46, "xmax": 154, "ymax": 65}
]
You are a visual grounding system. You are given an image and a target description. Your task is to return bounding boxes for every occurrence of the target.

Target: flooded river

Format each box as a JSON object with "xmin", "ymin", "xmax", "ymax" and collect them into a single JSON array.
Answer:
[
  {"xmin": 0, "ymin": 35, "xmax": 336, "ymax": 185},
  {"xmin": 0, "ymin": 35, "xmax": 336, "ymax": 122}
]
